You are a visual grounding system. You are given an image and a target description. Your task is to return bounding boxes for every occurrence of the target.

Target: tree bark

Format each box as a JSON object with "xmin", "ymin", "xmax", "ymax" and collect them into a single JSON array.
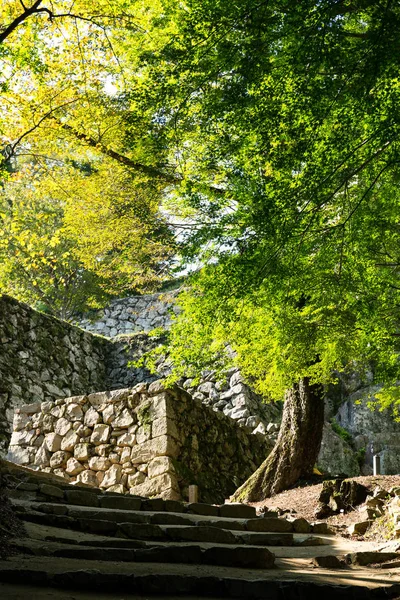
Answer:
[{"xmin": 231, "ymin": 377, "xmax": 324, "ymax": 503}]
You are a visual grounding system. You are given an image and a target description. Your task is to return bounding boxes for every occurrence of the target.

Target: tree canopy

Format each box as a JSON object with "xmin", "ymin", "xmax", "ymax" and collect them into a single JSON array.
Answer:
[
  {"xmin": 0, "ymin": 0, "xmax": 177, "ymax": 315},
  {"xmin": 137, "ymin": 0, "xmax": 400, "ymax": 405},
  {"xmin": 1, "ymin": 0, "xmax": 399, "ymax": 403}
]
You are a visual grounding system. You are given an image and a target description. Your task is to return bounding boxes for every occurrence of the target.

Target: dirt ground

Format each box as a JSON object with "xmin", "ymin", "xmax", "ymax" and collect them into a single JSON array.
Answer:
[
  {"xmin": 251, "ymin": 475, "xmax": 400, "ymax": 539},
  {"xmin": 0, "ymin": 492, "xmax": 25, "ymax": 560},
  {"xmin": 0, "ymin": 584, "xmax": 224, "ymax": 600}
]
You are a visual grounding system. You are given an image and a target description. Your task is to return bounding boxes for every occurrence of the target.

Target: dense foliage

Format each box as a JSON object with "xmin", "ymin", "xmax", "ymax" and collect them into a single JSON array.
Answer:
[
  {"xmin": 1, "ymin": 1, "xmax": 400, "ymax": 409},
  {"xmin": 138, "ymin": 0, "xmax": 400, "ymax": 402},
  {"xmin": 0, "ymin": 0, "xmax": 176, "ymax": 316}
]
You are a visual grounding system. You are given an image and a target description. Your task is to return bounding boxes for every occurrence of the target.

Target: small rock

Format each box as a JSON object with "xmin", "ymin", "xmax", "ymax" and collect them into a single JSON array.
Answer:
[
  {"xmin": 84, "ymin": 407, "xmax": 101, "ymax": 427},
  {"xmin": 50, "ymin": 450, "xmax": 71, "ymax": 468},
  {"xmin": 77, "ymin": 470, "xmax": 98, "ymax": 487},
  {"xmin": 313, "ymin": 555, "xmax": 344, "ymax": 568},
  {"xmin": 61, "ymin": 430, "xmax": 79, "ymax": 452},
  {"xmin": 346, "ymin": 552, "xmax": 400, "ymax": 566},
  {"xmin": 91, "ymin": 424, "xmax": 110, "ymax": 445},
  {"xmin": 44, "ymin": 433, "xmax": 62, "ymax": 453},
  {"xmin": 66, "ymin": 457, "xmax": 85, "ymax": 475}
]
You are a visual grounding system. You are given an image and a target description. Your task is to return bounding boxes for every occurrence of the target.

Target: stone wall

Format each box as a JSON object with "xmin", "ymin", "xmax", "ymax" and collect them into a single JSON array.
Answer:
[
  {"xmin": 0, "ymin": 295, "xmax": 110, "ymax": 455},
  {"xmin": 7, "ymin": 381, "xmax": 272, "ymax": 503},
  {"xmin": 335, "ymin": 385, "xmax": 400, "ymax": 475},
  {"xmin": 106, "ymin": 334, "xmax": 282, "ymax": 439},
  {"xmin": 79, "ymin": 291, "xmax": 179, "ymax": 337}
]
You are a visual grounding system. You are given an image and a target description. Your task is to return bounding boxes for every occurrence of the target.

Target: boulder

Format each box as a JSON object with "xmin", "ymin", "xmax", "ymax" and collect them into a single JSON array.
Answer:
[{"xmin": 347, "ymin": 521, "xmax": 373, "ymax": 535}]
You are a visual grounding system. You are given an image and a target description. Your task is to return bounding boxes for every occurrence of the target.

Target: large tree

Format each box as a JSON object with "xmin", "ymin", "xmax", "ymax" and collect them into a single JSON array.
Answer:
[
  {"xmin": 133, "ymin": 0, "xmax": 400, "ymax": 499},
  {"xmin": 0, "ymin": 1, "xmax": 179, "ymax": 313}
]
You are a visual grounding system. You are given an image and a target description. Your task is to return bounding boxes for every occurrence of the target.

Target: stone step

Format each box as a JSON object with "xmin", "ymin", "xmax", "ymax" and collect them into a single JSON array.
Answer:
[
  {"xmin": 11, "ymin": 538, "xmax": 275, "ymax": 569},
  {"xmin": 18, "ymin": 508, "xmax": 300, "ymax": 546},
  {"xmin": 12, "ymin": 498, "xmax": 300, "ymax": 534},
  {"xmin": 8, "ymin": 474, "xmax": 259, "ymax": 519},
  {"xmin": 0, "ymin": 560, "xmax": 396, "ymax": 599}
]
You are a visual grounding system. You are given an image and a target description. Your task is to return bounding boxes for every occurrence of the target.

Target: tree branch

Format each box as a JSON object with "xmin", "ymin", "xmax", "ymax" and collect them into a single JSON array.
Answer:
[
  {"xmin": 54, "ymin": 119, "xmax": 226, "ymax": 195},
  {"xmin": 0, "ymin": 0, "xmax": 43, "ymax": 44},
  {"xmin": 5, "ymin": 98, "xmax": 79, "ymax": 160}
]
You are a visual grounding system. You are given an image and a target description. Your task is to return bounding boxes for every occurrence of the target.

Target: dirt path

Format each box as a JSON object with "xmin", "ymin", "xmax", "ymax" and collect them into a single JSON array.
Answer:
[{"xmin": 251, "ymin": 475, "xmax": 400, "ymax": 533}]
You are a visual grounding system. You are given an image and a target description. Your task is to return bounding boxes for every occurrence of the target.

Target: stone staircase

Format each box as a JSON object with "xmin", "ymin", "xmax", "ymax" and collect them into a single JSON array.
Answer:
[{"xmin": 2, "ymin": 462, "xmax": 400, "ymax": 598}]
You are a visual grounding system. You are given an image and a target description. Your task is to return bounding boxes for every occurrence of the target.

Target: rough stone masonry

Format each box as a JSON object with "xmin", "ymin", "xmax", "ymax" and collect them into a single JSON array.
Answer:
[
  {"xmin": 0, "ymin": 295, "xmax": 109, "ymax": 454},
  {"xmin": 7, "ymin": 381, "xmax": 272, "ymax": 503}
]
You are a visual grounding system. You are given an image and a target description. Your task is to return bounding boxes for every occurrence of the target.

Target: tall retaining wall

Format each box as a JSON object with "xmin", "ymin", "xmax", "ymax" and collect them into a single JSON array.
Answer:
[
  {"xmin": 7, "ymin": 381, "xmax": 272, "ymax": 503},
  {"xmin": 0, "ymin": 295, "xmax": 110, "ymax": 455},
  {"xmin": 79, "ymin": 291, "xmax": 179, "ymax": 337},
  {"xmin": 106, "ymin": 334, "xmax": 282, "ymax": 437}
]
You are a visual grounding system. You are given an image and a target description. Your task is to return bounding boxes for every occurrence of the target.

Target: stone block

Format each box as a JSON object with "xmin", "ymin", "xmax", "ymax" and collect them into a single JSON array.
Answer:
[
  {"xmin": 65, "ymin": 395, "xmax": 87, "ymax": 405},
  {"xmin": 7, "ymin": 445, "xmax": 32, "ymax": 465},
  {"xmin": 129, "ymin": 472, "xmax": 179, "ymax": 498},
  {"xmin": 34, "ymin": 444, "xmax": 51, "ymax": 467},
  {"xmin": 165, "ymin": 499, "xmax": 186, "ymax": 513},
  {"xmin": 136, "ymin": 425, "xmax": 152, "ymax": 444},
  {"xmin": 130, "ymin": 435, "xmax": 180, "ymax": 464},
  {"xmin": 346, "ymin": 552, "xmax": 399, "ymax": 566},
  {"xmin": 288, "ymin": 517, "xmax": 311, "ymax": 533},
  {"xmin": 166, "ymin": 525, "xmax": 236, "ymax": 545},
  {"xmin": 19, "ymin": 402, "xmax": 42, "ymax": 415},
  {"xmin": 44, "ymin": 433, "xmax": 62, "ymax": 452},
  {"xmin": 135, "ymin": 499, "xmax": 162, "ymax": 512},
  {"xmin": 84, "ymin": 407, "xmax": 101, "ymax": 427},
  {"xmin": 107, "ymin": 484, "xmax": 125, "ymax": 493},
  {"xmin": 54, "ymin": 418, "xmax": 72, "ymax": 436},
  {"xmin": 61, "ymin": 430, "xmax": 79, "ymax": 452},
  {"xmin": 311, "ymin": 522, "xmax": 330, "ymax": 534},
  {"xmin": 41, "ymin": 401, "xmax": 54, "ymax": 414},
  {"xmin": 10, "ymin": 429, "xmax": 36, "ymax": 447},
  {"xmin": 74, "ymin": 443, "xmax": 90, "ymax": 461},
  {"xmin": 119, "ymin": 522, "xmax": 166, "ymax": 540},
  {"xmin": 219, "ymin": 503, "xmax": 256, "ymax": 519},
  {"xmin": 111, "ymin": 408, "xmax": 135, "ymax": 428},
  {"xmin": 148, "ymin": 456, "xmax": 176, "ymax": 479},
  {"xmin": 246, "ymin": 518, "xmax": 293, "ymax": 533},
  {"xmin": 65, "ymin": 403, "xmax": 83, "ymax": 421},
  {"xmin": 100, "ymin": 496, "xmax": 142, "ymax": 510},
  {"xmin": 102, "ymin": 404, "xmax": 114, "ymax": 424},
  {"xmin": 66, "ymin": 457, "xmax": 85, "ymax": 476},
  {"xmin": 187, "ymin": 503, "xmax": 219, "ymax": 517},
  {"xmin": 64, "ymin": 489, "xmax": 100, "ymax": 506},
  {"xmin": 128, "ymin": 471, "xmax": 146, "ymax": 487},
  {"xmin": 39, "ymin": 484, "xmax": 64, "ymax": 499},
  {"xmin": 152, "ymin": 417, "xmax": 180, "ymax": 440},
  {"xmin": 91, "ymin": 424, "xmax": 110, "ymax": 445},
  {"xmin": 87, "ymin": 391, "xmax": 110, "ymax": 410},
  {"xmin": 313, "ymin": 555, "xmax": 344, "ymax": 568},
  {"xmin": 204, "ymin": 546, "xmax": 275, "ymax": 569},
  {"xmin": 116, "ymin": 432, "xmax": 137, "ymax": 447},
  {"xmin": 100, "ymin": 464, "xmax": 122, "ymax": 488},
  {"xmin": 148, "ymin": 393, "xmax": 176, "ymax": 420},
  {"xmin": 50, "ymin": 450, "xmax": 71, "ymax": 468},
  {"xmin": 109, "ymin": 389, "xmax": 131, "ymax": 403},
  {"xmin": 89, "ymin": 456, "xmax": 111, "ymax": 471},
  {"xmin": 78, "ymin": 470, "xmax": 98, "ymax": 487},
  {"xmin": 347, "ymin": 521, "xmax": 373, "ymax": 535},
  {"xmin": 13, "ymin": 413, "xmax": 30, "ymax": 431}
]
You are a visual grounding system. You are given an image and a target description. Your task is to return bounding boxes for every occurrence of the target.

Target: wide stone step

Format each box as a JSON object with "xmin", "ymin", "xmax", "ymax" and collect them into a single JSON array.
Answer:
[
  {"xmin": 13, "ymin": 498, "xmax": 298, "ymax": 534},
  {"xmin": 0, "ymin": 561, "xmax": 395, "ymax": 599},
  {"xmin": 11, "ymin": 538, "xmax": 275, "ymax": 569},
  {"xmin": 18, "ymin": 508, "xmax": 299, "ymax": 546},
  {"xmin": 9, "ymin": 476, "xmax": 259, "ymax": 519}
]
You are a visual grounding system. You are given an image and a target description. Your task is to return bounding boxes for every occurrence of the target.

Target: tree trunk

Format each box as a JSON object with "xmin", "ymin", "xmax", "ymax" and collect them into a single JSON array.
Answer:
[{"xmin": 231, "ymin": 377, "xmax": 324, "ymax": 503}]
